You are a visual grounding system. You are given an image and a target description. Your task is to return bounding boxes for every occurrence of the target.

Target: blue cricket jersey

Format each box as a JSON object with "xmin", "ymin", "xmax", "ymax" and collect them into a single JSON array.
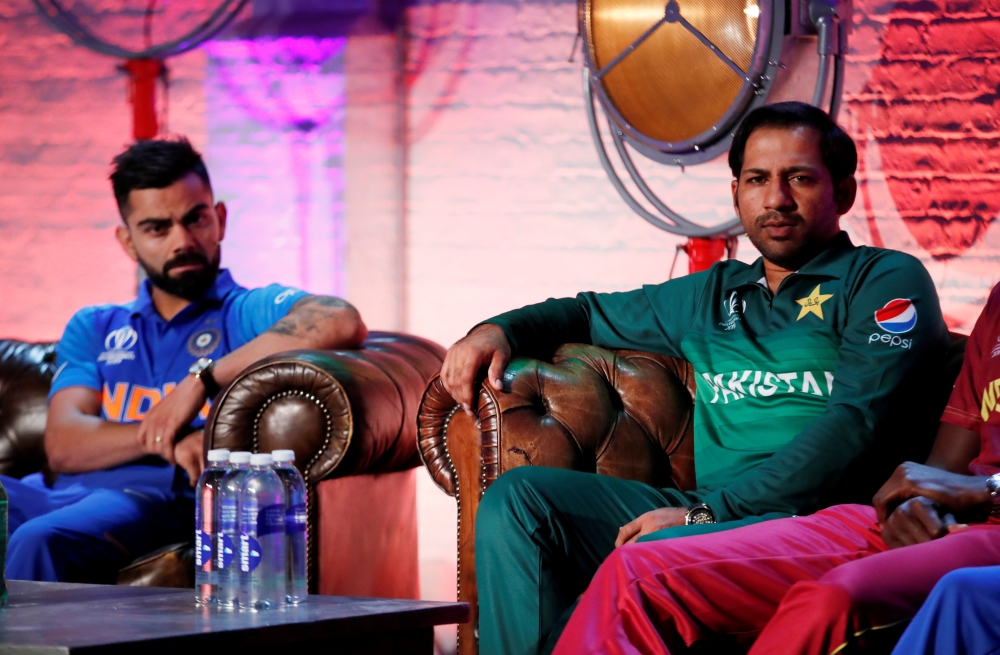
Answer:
[{"xmin": 48, "ymin": 270, "xmax": 307, "ymax": 495}]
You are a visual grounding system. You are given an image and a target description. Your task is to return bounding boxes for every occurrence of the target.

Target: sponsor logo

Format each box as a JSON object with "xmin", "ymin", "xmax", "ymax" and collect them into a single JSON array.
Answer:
[
  {"xmin": 868, "ymin": 333, "xmax": 914, "ymax": 349},
  {"xmin": 187, "ymin": 327, "xmax": 221, "ymax": 357},
  {"xmin": 874, "ymin": 299, "xmax": 917, "ymax": 334},
  {"xmin": 698, "ymin": 369, "xmax": 834, "ymax": 404},
  {"xmin": 991, "ymin": 336, "xmax": 1000, "ymax": 359},
  {"xmin": 796, "ymin": 285, "xmax": 834, "ymax": 320},
  {"xmin": 719, "ymin": 291, "xmax": 746, "ymax": 331},
  {"xmin": 274, "ymin": 289, "xmax": 296, "ymax": 305},
  {"xmin": 98, "ymin": 326, "xmax": 138, "ymax": 365}
]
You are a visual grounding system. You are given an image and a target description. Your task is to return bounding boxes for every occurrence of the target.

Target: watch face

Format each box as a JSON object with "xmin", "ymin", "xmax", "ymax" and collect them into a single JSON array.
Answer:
[
  {"xmin": 687, "ymin": 508, "xmax": 714, "ymax": 525},
  {"xmin": 189, "ymin": 357, "xmax": 211, "ymax": 375}
]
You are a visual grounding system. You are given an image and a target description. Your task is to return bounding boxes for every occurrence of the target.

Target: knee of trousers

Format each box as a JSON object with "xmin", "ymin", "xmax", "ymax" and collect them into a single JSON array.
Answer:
[
  {"xmin": 476, "ymin": 467, "xmax": 551, "ymax": 552},
  {"xmin": 7, "ymin": 519, "xmax": 63, "ymax": 572},
  {"xmin": 781, "ymin": 580, "xmax": 857, "ymax": 625},
  {"xmin": 931, "ymin": 568, "xmax": 994, "ymax": 600}
]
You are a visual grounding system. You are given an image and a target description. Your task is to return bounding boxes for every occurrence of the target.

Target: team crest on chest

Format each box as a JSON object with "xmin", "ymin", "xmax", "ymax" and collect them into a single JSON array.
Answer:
[
  {"xmin": 98, "ymin": 326, "xmax": 138, "ymax": 365},
  {"xmin": 719, "ymin": 291, "xmax": 747, "ymax": 331},
  {"xmin": 796, "ymin": 285, "xmax": 834, "ymax": 320},
  {"xmin": 188, "ymin": 327, "xmax": 221, "ymax": 357}
]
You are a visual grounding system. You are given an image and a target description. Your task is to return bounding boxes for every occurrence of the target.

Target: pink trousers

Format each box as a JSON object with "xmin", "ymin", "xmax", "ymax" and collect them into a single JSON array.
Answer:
[{"xmin": 553, "ymin": 504, "xmax": 1000, "ymax": 655}]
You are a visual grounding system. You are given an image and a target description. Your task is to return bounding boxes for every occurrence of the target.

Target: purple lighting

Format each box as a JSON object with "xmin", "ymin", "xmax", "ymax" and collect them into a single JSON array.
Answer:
[{"xmin": 205, "ymin": 36, "xmax": 347, "ymax": 296}]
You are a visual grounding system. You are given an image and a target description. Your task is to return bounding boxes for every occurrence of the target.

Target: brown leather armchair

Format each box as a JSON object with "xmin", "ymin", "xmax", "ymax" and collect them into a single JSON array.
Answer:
[
  {"xmin": 1, "ymin": 332, "xmax": 444, "ymax": 598},
  {"xmin": 417, "ymin": 337, "xmax": 968, "ymax": 655}
]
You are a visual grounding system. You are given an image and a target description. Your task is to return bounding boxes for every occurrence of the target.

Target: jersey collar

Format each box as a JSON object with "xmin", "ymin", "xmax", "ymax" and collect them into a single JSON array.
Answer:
[
  {"xmin": 725, "ymin": 231, "xmax": 856, "ymax": 292},
  {"xmin": 131, "ymin": 268, "xmax": 238, "ymax": 319}
]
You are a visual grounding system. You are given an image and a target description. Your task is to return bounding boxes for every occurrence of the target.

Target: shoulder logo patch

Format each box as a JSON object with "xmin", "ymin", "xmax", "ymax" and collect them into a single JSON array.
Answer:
[
  {"xmin": 874, "ymin": 299, "xmax": 917, "ymax": 334},
  {"xmin": 796, "ymin": 285, "xmax": 834, "ymax": 320}
]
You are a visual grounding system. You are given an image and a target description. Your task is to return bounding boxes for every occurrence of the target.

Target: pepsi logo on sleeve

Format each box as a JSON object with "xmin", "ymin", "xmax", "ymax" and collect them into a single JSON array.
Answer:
[{"xmin": 874, "ymin": 299, "xmax": 918, "ymax": 334}]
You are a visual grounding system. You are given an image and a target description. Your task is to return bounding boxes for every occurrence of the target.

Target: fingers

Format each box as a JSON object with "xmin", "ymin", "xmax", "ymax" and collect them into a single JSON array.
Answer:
[
  {"xmin": 883, "ymin": 498, "xmax": 946, "ymax": 549},
  {"xmin": 136, "ymin": 422, "xmax": 176, "ymax": 463},
  {"xmin": 615, "ymin": 519, "xmax": 642, "ymax": 548},
  {"xmin": 487, "ymin": 349, "xmax": 509, "ymax": 391},
  {"xmin": 441, "ymin": 326, "xmax": 511, "ymax": 416}
]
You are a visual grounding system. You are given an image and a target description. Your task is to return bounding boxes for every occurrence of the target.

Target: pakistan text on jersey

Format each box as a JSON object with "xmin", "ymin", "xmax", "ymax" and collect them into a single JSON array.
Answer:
[
  {"xmin": 102, "ymin": 382, "xmax": 211, "ymax": 422},
  {"xmin": 699, "ymin": 370, "xmax": 835, "ymax": 404}
]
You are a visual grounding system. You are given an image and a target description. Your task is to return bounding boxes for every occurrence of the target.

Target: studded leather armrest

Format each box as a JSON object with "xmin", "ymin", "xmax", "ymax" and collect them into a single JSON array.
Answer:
[
  {"xmin": 205, "ymin": 331, "xmax": 445, "ymax": 591},
  {"xmin": 417, "ymin": 343, "xmax": 697, "ymax": 655}
]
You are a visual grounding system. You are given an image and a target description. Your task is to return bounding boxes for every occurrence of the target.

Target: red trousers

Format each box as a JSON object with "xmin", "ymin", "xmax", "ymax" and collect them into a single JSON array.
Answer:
[{"xmin": 552, "ymin": 504, "xmax": 1000, "ymax": 655}]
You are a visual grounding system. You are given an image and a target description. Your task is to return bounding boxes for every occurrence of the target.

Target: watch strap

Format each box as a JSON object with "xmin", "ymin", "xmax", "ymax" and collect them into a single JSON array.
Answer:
[{"xmin": 193, "ymin": 360, "xmax": 221, "ymax": 397}]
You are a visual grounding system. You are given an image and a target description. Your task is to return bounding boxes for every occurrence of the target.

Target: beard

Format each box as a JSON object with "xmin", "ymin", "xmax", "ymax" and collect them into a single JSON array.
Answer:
[
  {"xmin": 744, "ymin": 211, "xmax": 827, "ymax": 271},
  {"xmin": 139, "ymin": 250, "xmax": 221, "ymax": 301}
]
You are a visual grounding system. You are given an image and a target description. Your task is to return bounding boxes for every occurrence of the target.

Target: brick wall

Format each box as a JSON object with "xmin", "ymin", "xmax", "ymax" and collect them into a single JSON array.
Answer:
[{"xmin": 1, "ymin": 2, "xmax": 998, "ymax": 651}]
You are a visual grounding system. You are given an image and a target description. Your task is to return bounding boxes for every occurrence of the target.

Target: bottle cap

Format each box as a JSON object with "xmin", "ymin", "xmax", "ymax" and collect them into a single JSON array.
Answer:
[
  {"xmin": 272, "ymin": 449, "xmax": 296, "ymax": 463},
  {"xmin": 229, "ymin": 451, "xmax": 252, "ymax": 464},
  {"xmin": 207, "ymin": 449, "xmax": 231, "ymax": 463},
  {"xmin": 250, "ymin": 453, "xmax": 274, "ymax": 466}
]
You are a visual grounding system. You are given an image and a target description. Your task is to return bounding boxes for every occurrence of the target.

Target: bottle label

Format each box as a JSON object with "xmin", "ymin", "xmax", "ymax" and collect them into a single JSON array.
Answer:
[
  {"xmin": 257, "ymin": 504, "xmax": 285, "ymax": 537},
  {"xmin": 287, "ymin": 503, "xmax": 307, "ymax": 534},
  {"xmin": 218, "ymin": 533, "xmax": 236, "ymax": 570},
  {"xmin": 220, "ymin": 499, "xmax": 238, "ymax": 532},
  {"xmin": 240, "ymin": 534, "xmax": 262, "ymax": 573},
  {"xmin": 196, "ymin": 531, "xmax": 214, "ymax": 568}
]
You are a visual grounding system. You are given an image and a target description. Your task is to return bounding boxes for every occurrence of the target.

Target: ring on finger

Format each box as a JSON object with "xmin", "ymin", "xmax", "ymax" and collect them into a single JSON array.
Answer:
[{"xmin": 154, "ymin": 435, "xmax": 162, "ymax": 443}]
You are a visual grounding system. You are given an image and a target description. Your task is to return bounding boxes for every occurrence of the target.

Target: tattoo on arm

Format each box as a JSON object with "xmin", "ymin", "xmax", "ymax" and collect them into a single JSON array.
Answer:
[{"xmin": 266, "ymin": 295, "xmax": 354, "ymax": 338}]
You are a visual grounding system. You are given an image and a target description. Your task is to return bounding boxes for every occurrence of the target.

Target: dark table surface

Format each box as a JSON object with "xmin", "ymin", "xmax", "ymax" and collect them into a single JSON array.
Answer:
[{"xmin": 0, "ymin": 580, "xmax": 469, "ymax": 654}]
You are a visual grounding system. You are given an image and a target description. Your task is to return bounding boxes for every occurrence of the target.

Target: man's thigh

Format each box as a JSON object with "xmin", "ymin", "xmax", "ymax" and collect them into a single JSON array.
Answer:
[
  {"xmin": 1, "ymin": 473, "xmax": 93, "ymax": 533},
  {"xmin": 820, "ymin": 523, "xmax": 1000, "ymax": 625},
  {"xmin": 477, "ymin": 466, "xmax": 695, "ymax": 571},
  {"xmin": 7, "ymin": 487, "xmax": 192, "ymax": 582}
]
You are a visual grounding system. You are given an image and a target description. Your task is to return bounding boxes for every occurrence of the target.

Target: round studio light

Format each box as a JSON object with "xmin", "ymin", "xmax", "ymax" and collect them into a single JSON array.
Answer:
[{"xmin": 580, "ymin": 0, "xmax": 850, "ymax": 237}]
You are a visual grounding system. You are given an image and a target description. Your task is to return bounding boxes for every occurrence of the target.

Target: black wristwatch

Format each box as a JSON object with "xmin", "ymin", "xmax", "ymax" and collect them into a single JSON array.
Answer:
[
  {"xmin": 685, "ymin": 503, "xmax": 716, "ymax": 525},
  {"xmin": 189, "ymin": 357, "xmax": 221, "ymax": 397}
]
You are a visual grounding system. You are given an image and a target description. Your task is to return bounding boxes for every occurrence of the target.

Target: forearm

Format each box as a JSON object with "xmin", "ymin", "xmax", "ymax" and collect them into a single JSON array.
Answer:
[
  {"xmin": 214, "ymin": 295, "xmax": 366, "ymax": 386},
  {"xmin": 484, "ymin": 297, "xmax": 592, "ymax": 358},
  {"xmin": 45, "ymin": 415, "xmax": 143, "ymax": 473}
]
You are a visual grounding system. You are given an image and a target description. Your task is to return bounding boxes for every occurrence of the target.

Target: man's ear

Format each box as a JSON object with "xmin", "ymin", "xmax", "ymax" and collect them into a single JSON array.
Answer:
[
  {"xmin": 215, "ymin": 201, "xmax": 227, "ymax": 240},
  {"xmin": 731, "ymin": 179, "xmax": 742, "ymax": 220},
  {"xmin": 115, "ymin": 224, "xmax": 139, "ymax": 262},
  {"xmin": 835, "ymin": 176, "xmax": 858, "ymax": 215}
]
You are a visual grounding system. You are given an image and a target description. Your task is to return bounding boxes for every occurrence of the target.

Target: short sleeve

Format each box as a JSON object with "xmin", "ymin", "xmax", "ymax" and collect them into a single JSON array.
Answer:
[
  {"xmin": 49, "ymin": 308, "xmax": 104, "ymax": 398},
  {"xmin": 226, "ymin": 284, "xmax": 309, "ymax": 347},
  {"xmin": 941, "ymin": 286, "xmax": 1000, "ymax": 431}
]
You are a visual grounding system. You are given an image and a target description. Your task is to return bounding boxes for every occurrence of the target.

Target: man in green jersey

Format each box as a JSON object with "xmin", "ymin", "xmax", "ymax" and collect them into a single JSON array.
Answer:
[{"xmin": 439, "ymin": 101, "xmax": 951, "ymax": 655}]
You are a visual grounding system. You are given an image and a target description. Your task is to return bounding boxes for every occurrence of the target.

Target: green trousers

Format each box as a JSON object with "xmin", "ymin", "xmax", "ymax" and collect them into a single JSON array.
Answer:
[{"xmin": 475, "ymin": 466, "xmax": 788, "ymax": 655}]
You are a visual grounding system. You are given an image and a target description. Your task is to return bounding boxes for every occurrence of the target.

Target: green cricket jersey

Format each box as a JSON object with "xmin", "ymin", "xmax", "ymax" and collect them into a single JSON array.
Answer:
[{"xmin": 486, "ymin": 233, "xmax": 950, "ymax": 522}]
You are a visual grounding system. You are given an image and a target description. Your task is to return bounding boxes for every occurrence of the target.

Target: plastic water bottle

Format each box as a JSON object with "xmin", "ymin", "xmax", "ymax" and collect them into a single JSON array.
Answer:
[
  {"xmin": 239, "ymin": 453, "xmax": 286, "ymax": 610},
  {"xmin": 194, "ymin": 448, "xmax": 230, "ymax": 603},
  {"xmin": 272, "ymin": 449, "xmax": 307, "ymax": 604},
  {"xmin": 216, "ymin": 451, "xmax": 252, "ymax": 608}
]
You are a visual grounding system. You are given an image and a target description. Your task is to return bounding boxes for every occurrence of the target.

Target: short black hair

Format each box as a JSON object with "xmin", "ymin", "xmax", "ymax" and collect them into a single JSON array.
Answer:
[
  {"xmin": 110, "ymin": 137, "xmax": 211, "ymax": 218},
  {"xmin": 728, "ymin": 101, "xmax": 857, "ymax": 183}
]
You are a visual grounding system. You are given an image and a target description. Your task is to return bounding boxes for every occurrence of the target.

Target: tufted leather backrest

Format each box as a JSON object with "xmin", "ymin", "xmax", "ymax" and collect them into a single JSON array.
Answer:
[
  {"xmin": 480, "ymin": 344, "xmax": 697, "ymax": 491},
  {"xmin": 0, "ymin": 339, "xmax": 57, "ymax": 479}
]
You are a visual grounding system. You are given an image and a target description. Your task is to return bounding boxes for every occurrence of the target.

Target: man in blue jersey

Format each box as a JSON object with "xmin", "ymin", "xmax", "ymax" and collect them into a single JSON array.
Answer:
[{"xmin": 3, "ymin": 138, "xmax": 368, "ymax": 583}]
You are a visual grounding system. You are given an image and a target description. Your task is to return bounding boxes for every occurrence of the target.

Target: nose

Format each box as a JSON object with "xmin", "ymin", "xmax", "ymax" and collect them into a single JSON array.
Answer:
[
  {"xmin": 168, "ymin": 220, "xmax": 199, "ymax": 254},
  {"xmin": 764, "ymin": 177, "xmax": 796, "ymax": 212}
]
